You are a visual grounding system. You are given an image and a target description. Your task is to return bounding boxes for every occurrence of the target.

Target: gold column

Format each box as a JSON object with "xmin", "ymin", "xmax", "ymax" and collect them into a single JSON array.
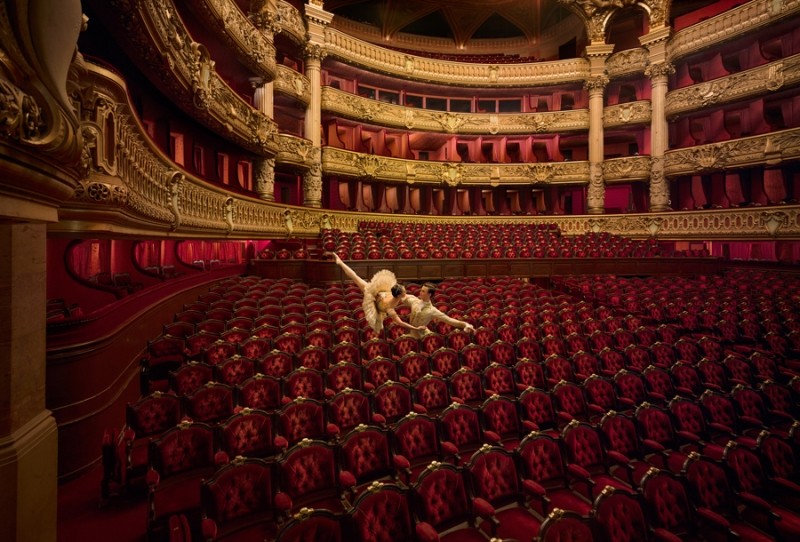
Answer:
[
  {"xmin": 642, "ymin": 27, "xmax": 674, "ymax": 212},
  {"xmin": 585, "ymin": 44, "xmax": 613, "ymax": 215},
  {"xmin": 303, "ymin": 3, "xmax": 332, "ymax": 208}
]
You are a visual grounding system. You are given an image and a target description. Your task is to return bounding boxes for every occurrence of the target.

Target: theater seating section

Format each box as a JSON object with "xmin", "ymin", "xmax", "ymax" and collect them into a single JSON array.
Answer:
[
  {"xmin": 102, "ymin": 271, "xmax": 800, "ymax": 541},
  {"xmin": 260, "ymin": 222, "xmax": 680, "ymax": 260}
]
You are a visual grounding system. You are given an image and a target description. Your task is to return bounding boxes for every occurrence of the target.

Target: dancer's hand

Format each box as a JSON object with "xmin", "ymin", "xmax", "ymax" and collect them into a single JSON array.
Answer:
[
  {"xmin": 324, "ymin": 252, "xmax": 342, "ymax": 265},
  {"xmin": 463, "ymin": 323, "xmax": 475, "ymax": 333}
]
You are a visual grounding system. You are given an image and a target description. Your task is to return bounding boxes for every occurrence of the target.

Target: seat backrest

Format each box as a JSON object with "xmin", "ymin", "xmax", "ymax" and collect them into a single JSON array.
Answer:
[
  {"xmin": 201, "ymin": 457, "xmax": 279, "ymax": 530},
  {"xmin": 592, "ymin": 486, "xmax": 648, "ymax": 542},
  {"xmin": 412, "ymin": 463, "xmax": 471, "ymax": 532},
  {"xmin": 639, "ymin": 468, "xmax": 694, "ymax": 533},
  {"xmin": 278, "ymin": 439, "xmax": 340, "ymax": 506},
  {"xmin": 275, "ymin": 509, "xmax": 343, "ymax": 542},
  {"xmin": 218, "ymin": 408, "xmax": 275, "ymax": 458},
  {"xmin": 149, "ymin": 421, "xmax": 216, "ymax": 480},
  {"xmin": 126, "ymin": 392, "xmax": 182, "ymax": 438},
  {"xmin": 537, "ymin": 509, "xmax": 595, "ymax": 542},
  {"xmin": 185, "ymin": 382, "xmax": 234, "ymax": 423},
  {"xmin": 466, "ymin": 445, "xmax": 521, "ymax": 507},
  {"xmin": 338, "ymin": 425, "xmax": 395, "ymax": 485},
  {"xmin": 348, "ymin": 482, "xmax": 415, "ymax": 542},
  {"xmin": 327, "ymin": 389, "xmax": 372, "ymax": 432}
]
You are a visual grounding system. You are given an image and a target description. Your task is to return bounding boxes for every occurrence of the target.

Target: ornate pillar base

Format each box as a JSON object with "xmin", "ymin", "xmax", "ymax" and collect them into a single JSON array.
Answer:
[{"xmin": 0, "ymin": 412, "xmax": 58, "ymax": 542}]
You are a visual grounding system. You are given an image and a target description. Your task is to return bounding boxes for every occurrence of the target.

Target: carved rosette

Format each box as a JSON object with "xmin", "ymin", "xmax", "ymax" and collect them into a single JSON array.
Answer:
[
  {"xmin": 0, "ymin": 80, "xmax": 45, "ymax": 143},
  {"xmin": 74, "ymin": 178, "xmax": 129, "ymax": 205}
]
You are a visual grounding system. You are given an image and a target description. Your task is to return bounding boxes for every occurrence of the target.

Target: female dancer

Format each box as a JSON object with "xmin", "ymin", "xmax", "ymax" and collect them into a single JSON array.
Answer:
[{"xmin": 327, "ymin": 252, "xmax": 425, "ymax": 334}]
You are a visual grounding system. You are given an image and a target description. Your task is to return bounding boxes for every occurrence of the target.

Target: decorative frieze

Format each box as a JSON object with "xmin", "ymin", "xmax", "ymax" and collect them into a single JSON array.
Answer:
[
  {"xmin": 274, "ymin": 65, "xmax": 310, "ymax": 104},
  {"xmin": 107, "ymin": 0, "xmax": 280, "ymax": 157},
  {"xmin": 322, "ymin": 27, "xmax": 590, "ymax": 87},
  {"xmin": 275, "ymin": 133, "xmax": 314, "ymax": 170},
  {"xmin": 321, "ymin": 87, "xmax": 588, "ymax": 135},
  {"xmin": 664, "ymin": 127, "xmax": 800, "ymax": 175},
  {"xmin": 669, "ymin": 0, "xmax": 800, "ymax": 62},
  {"xmin": 602, "ymin": 156, "xmax": 651, "ymax": 182},
  {"xmin": 605, "ymin": 48, "xmax": 649, "ymax": 78},
  {"xmin": 187, "ymin": 0, "xmax": 277, "ymax": 80},
  {"xmin": 666, "ymin": 54, "xmax": 800, "ymax": 118},
  {"xmin": 275, "ymin": 0, "xmax": 306, "ymax": 44},
  {"xmin": 321, "ymin": 147, "xmax": 590, "ymax": 185}
]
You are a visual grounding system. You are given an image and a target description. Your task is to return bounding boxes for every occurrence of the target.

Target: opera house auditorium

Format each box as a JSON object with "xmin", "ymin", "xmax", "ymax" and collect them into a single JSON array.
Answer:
[{"xmin": 2, "ymin": 0, "xmax": 800, "ymax": 540}]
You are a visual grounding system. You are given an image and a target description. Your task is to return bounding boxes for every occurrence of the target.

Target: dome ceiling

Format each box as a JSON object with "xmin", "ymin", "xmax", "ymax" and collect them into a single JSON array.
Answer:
[
  {"xmin": 322, "ymin": 1, "xmax": 719, "ymax": 49},
  {"xmin": 324, "ymin": 0, "xmax": 572, "ymax": 48}
]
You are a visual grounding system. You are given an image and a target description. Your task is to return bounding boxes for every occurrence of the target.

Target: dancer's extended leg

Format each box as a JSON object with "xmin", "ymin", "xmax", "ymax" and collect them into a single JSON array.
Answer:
[{"xmin": 328, "ymin": 252, "xmax": 367, "ymax": 291}]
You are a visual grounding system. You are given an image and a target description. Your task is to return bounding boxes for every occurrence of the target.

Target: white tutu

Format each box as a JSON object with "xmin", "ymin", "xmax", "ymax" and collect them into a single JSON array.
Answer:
[{"xmin": 362, "ymin": 269, "xmax": 397, "ymax": 332}]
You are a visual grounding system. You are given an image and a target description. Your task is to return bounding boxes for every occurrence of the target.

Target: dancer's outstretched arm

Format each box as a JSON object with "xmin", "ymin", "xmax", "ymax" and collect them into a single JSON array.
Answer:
[
  {"xmin": 387, "ymin": 308, "xmax": 427, "ymax": 332},
  {"xmin": 327, "ymin": 252, "xmax": 367, "ymax": 291}
]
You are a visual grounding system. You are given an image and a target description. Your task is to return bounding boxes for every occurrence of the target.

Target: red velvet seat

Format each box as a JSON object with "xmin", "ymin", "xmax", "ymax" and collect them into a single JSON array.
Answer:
[
  {"xmin": 258, "ymin": 350, "xmax": 293, "ymax": 378},
  {"xmin": 448, "ymin": 367, "xmax": 485, "ymax": 406},
  {"xmin": 101, "ymin": 391, "xmax": 183, "ymax": 501},
  {"xmin": 218, "ymin": 408, "xmax": 277, "ymax": 459},
  {"xmin": 516, "ymin": 432, "xmax": 593, "ymax": 516},
  {"xmin": 147, "ymin": 421, "xmax": 222, "ymax": 539},
  {"xmin": 346, "ymin": 482, "xmax": 416, "ymax": 542},
  {"xmin": 397, "ymin": 352, "xmax": 430, "ymax": 383},
  {"xmin": 430, "ymin": 347, "xmax": 460, "ymax": 377},
  {"xmin": 238, "ymin": 337, "xmax": 271, "ymax": 362},
  {"xmin": 465, "ymin": 445, "xmax": 544, "ymax": 541},
  {"xmin": 391, "ymin": 412, "xmax": 454, "ymax": 483},
  {"xmin": 412, "ymin": 374, "xmax": 451, "ymax": 414},
  {"xmin": 326, "ymin": 361, "xmax": 364, "ymax": 393},
  {"xmin": 169, "ymin": 362, "xmax": 214, "ymax": 396},
  {"xmin": 339, "ymin": 425, "xmax": 409, "ymax": 502},
  {"xmin": 561, "ymin": 421, "xmax": 635, "ymax": 500},
  {"xmin": 411, "ymin": 462, "xmax": 492, "ymax": 542},
  {"xmin": 438, "ymin": 403, "xmax": 495, "ymax": 463},
  {"xmin": 331, "ymin": 340, "xmax": 360, "ymax": 365},
  {"xmin": 682, "ymin": 452, "xmax": 778, "ymax": 542},
  {"xmin": 461, "ymin": 344, "xmax": 489, "ymax": 372},
  {"xmin": 372, "ymin": 380, "xmax": 425, "ymax": 424},
  {"xmin": 215, "ymin": 355, "xmax": 256, "ymax": 387},
  {"xmin": 639, "ymin": 468, "xmax": 703, "ymax": 542},
  {"xmin": 278, "ymin": 439, "xmax": 349, "ymax": 513},
  {"xmin": 201, "ymin": 458, "xmax": 288, "ymax": 541},
  {"xmin": 237, "ymin": 373, "xmax": 282, "ymax": 411},
  {"xmin": 364, "ymin": 357, "xmax": 400, "ymax": 390},
  {"xmin": 274, "ymin": 508, "xmax": 343, "ymax": 542},
  {"xmin": 592, "ymin": 486, "xmax": 651, "ymax": 542},
  {"xmin": 276, "ymin": 398, "xmax": 336, "ymax": 447},
  {"xmin": 185, "ymin": 382, "xmax": 235, "ymax": 424},
  {"xmin": 480, "ymin": 395, "xmax": 524, "ymax": 449}
]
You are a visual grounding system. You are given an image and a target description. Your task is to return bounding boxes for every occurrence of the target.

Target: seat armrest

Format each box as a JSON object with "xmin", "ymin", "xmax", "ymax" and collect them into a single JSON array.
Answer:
[{"xmin": 415, "ymin": 522, "xmax": 440, "ymax": 542}]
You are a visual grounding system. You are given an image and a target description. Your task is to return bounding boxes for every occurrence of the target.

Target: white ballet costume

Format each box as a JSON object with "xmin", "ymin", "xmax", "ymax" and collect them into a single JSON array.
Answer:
[{"xmin": 362, "ymin": 269, "xmax": 397, "ymax": 332}]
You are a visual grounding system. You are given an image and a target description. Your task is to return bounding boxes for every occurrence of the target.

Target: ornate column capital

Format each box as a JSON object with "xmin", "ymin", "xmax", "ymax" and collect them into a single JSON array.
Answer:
[
  {"xmin": 304, "ymin": 43, "xmax": 328, "ymax": 63},
  {"xmin": 584, "ymin": 75, "xmax": 609, "ymax": 93},
  {"xmin": 645, "ymin": 61, "xmax": 675, "ymax": 81}
]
